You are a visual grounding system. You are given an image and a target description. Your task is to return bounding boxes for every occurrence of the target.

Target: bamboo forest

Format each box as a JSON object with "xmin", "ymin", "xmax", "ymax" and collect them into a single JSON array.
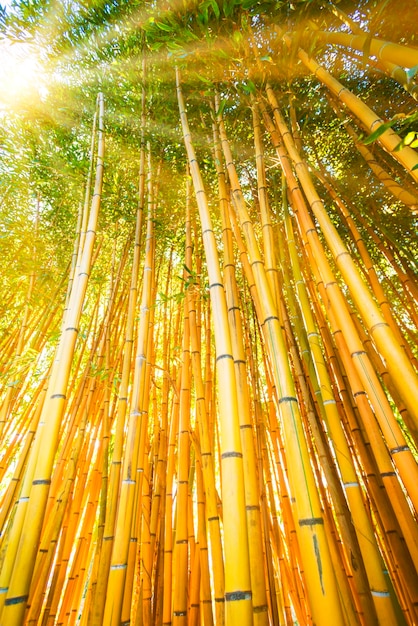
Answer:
[{"xmin": 0, "ymin": 0, "xmax": 418, "ymax": 624}]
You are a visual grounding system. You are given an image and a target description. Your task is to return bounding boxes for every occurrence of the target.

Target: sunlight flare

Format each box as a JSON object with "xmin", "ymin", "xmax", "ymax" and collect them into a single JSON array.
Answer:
[{"xmin": 0, "ymin": 42, "xmax": 47, "ymax": 107}]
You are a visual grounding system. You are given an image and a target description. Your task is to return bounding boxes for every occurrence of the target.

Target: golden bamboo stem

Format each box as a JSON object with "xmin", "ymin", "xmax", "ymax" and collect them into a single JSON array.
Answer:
[
  {"xmin": 216, "ymin": 93, "xmax": 347, "ymax": 625},
  {"xmin": 313, "ymin": 30, "xmax": 418, "ymax": 69},
  {"xmin": 265, "ymin": 85, "xmax": 418, "ymax": 498},
  {"xmin": 176, "ymin": 67, "xmax": 253, "ymax": 626},
  {"xmin": 279, "ymin": 34, "xmax": 418, "ymax": 183},
  {"xmin": 103, "ymin": 145, "xmax": 155, "ymax": 626},
  {"xmin": 0, "ymin": 93, "xmax": 105, "ymax": 626},
  {"xmin": 212, "ymin": 106, "xmax": 269, "ymax": 626},
  {"xmin": 329, "ymin": 107, "xmax": 418, "ymax": 210}
]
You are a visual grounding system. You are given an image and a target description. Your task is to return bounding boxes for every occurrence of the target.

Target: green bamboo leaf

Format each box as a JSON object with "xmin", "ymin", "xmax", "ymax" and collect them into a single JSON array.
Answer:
[
  {"xmin": 406, "ymin": 64, "xmax": 418, "ymax": 81},
  {"xmin": 195, "ymin": 73, "xmax": 213, "ymax": 84},
  {"xmin": 209, "ymin": 0, "xmax": 220, "ymax": 19},
  {"xmin": 362, "ymin": 32, "xmax": 373, "ymax": 66},
  {"xmin": 404, "ymin": 131, "xmax": 417, "ymax": 146},
  {"xmin": 156, "ymin": 21, "xmax": 173, "ymax": 32},
  {"xmin": 223, "ymin": 0, "xmax": 235, "ymax": 17},
  {"xmin": 242, "ymin": 79, "xmax": 256, "ymax": 94},
  {"xmin": 233, "ymin": 30, "xmax": 243, "ymax": 44},
  {"xmin": 363, "ymin": 121, "xmax": 396, "ymax": 145},
  {"xmin": 394, "ymin": 132, "xmax": 418, "ymax": 151},
  {"xmin": 198, "ymin": 7, "xmax": 208, "ymax": 25},
  {"xmin": 216, "ymin": 99, "xmax": 227, "ymax": 117}
]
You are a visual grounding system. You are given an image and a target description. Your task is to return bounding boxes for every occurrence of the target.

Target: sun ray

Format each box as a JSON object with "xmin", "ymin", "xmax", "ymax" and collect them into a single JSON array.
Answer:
[{"xmin": 0, "ymin": 40, "xmax": 47, "ymax": 108}]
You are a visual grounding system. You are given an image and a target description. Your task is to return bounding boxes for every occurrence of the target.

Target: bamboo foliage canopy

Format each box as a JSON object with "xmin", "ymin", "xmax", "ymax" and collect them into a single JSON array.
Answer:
[{"xmin": 0, "ymin": 0, "xmax": 417, "ymax": 624}]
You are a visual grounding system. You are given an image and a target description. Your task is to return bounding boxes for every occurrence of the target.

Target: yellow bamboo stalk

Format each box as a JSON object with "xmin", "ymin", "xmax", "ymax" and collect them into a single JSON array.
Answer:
[
  {"xmin": 324, "ymin": 2, "xmax": 418, "ymax": 100},
  {"xmin": 90, "ymin": 159, "xmax": 145, "ymax": 626},
  {"xmin": 327, "ymin": 185, "xmax": 418, "ymax": 321},
  {"xmin": 152, "ymin": 453, "xmax": 166, "ymax": 626},
  {"xmin": 311, "ymin": 168, "xmax": 418, "ymax": 443},
  {"xmin": 145, "ymin": 415, "xmax": 167, "ymax": 624},
  {"xmin": 91, "ymin": 63, "xmax": 147, "ymax": 619},
  {"xmin": 229, "ymin": 205, "xmax": 310, "ymax": 624},
  {"xmin": 279, "ymin": 33, "xmax": 418, "ymax": 184},
  {"xmin": 0, "ymin": 93, "xmax": 105, "ymax": 626},
  {"xmin": 25, "ymin": 406, "xmax": 95, "ymax": 622},
  {"xmin": 194, "ymin": 450, "xmax": 214, "ymax": 626},
  {"xmin": 162, "ymin": 367, "xmax": 180, "ymax": 626},
  {"xmin": 265, "ymin": 86, "xmax": 418, "ymax": 497},
  {"xmin": 330, "ymin": 108, "xmax": 418, "ymax": 210},
  {"xmin": 188, "ymin": 533, "xmax": 200, "ymax": 626},
  {"xmin": 124, "ymin": 199, "xmax": 158, "ymax": 626},
  {"xmin": 257, "ymin": 385, "xmax": 310, "ymax": 625},
  {"xmin": 330, "ymin": 318, "xmax": 418, "ymax": 575},
  {"xmin": 57, "ymin": 435, "xmax": 103, "ymax": 625},
  {"xmin": 216, "ymin": 97, "xmax": 347, "ymax": 625},
  {"xmin": 311, "ymin": 165, "xmax": 415, "ymax": 362},
  {"xmin": 145, "ymin": 247, "xmax": 174, "ymax": 626},
  {"xmin": 133, "ymin": 442, "xmax": 151, "ymax": 625},
  {"xmin": 281, "ymin": 204, "xmax": 385, "ymax": 624},
  {"xmin": 64, "ymin": 108, "xmax": 97, "ymax": 318},
  {"xmin": 172, "ymin": 253, "xmax": 191, "ymax": 625},
  {"xmin": 90, "ymin": 288, "xmax": 124, "ymax": 603},
  {"xmin": 247, "ymin": 347, "xmax": 285, "ymax": 626},
  {"xmin": 275, "ymin": 232, "xmax": 367, "ymax": 624},
  {"xmin": 261, "ymin": 96, "xmax": 418, "ymax": 603},
  {"xmin": 250, "ymin": 98, "xmax": 281, "ymax": 311},
  {"xmin": 81, "ymin": 394, "xmax": 111, "ymax": 623},
  {"xmin": 43, "ymin": 410, "xmax": 101, "ymax": 623},
  {"xmin": 212, "ymin": 108, "xmax": 269, "ymax": 626},
  {"xmin": 176, "ymin": 67, "xmax": 253, "ymax": 626},
  {"xmin": 0, "ymin": 432, "xmax": 37, "ymax": 548},
  {"xmin": 313, "ymin": 30, "xmax": 418, "ymax": 69},
  {"xmin": 103, "ymin": 144, "xmax": 155, "ymax": 626},
  {"xmin": 185, "ymin": 220, "xmax": 226, "ymax": 622},
  {"xmin": 305, "ymin": 271, "xmax": 418, "ymax": 615},
  {"xmin": 295, "ymin": 215, "xmax": 418, "ymax": 577},
  {"xmin": 0, "ymin": 200, "xmax": 38, "ymax": 438}
]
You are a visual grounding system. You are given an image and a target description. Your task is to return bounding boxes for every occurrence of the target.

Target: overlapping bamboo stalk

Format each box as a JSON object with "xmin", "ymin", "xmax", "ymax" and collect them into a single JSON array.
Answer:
[
  {"xmin": 324, "ymin": 2, "xmax": 418, "ymax": 100},
  {"xmin": 176, "ymin": 67, "xmax": 253, "ymax": 626},
  {"xmin": 278, "ymin": 31, "xmax": 418, "ymax": 184},
  {"xmin": 0, "ymin": 32, "xmax": 417, "ymax": 626}
]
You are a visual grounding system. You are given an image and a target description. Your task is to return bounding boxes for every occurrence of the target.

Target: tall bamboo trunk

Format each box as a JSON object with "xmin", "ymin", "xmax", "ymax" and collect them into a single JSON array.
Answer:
[
  {"xmin": 215, "ymin": 91, "xmax": 346, "ymax": 625},
  {"xmin": 176, "ymin": 67, "xmax": 253, "ymax": 626},
  {"xmin": 0, "ymin": 93, "xmax": 105, "ymax": 626}
]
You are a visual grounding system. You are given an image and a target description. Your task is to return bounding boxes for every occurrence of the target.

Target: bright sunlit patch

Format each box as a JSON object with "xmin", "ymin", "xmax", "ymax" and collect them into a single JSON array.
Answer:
[{"xmin": 0, "ymin": 41, "xmax": 48, "ymax": 108}]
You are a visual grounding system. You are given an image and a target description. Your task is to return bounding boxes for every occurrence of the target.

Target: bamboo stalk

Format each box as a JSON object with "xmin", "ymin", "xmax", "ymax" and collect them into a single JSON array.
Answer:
[
  {"xmin": 103, "ymin": 145, "xmax": 155, "ymax": 626},
  {"xmin": 324, "ymin": 2, "xmax": 418, "ymax": 100},
  {"xmin": 282, "ymin": 187, "xmax": 397, "ymax": 624},
  {"xmin": 176, "ymin": 67, "xmax": 253, "ymax": 626},
  {"xmin": 186, "ymin": 226, "xmax": 225, "ymax": 623},
  {"xmin": 213, "ymin": 107, "xmax": 268, "ymax": 626},
  {"xmin": 295, "ymin": 212, "xmax": 418, "ymax": 579},
  {"xmin": 264, "ymin": 86, "xmax": 418, "ymax": 503},
  {"xmin": 313, "ymin": 30, "xmax": 418, "ymax": 70},
  {"xmin": 172, "ymin": 214, "xmax": 192, "ymax": 625},
  {"xmin": 216, "ymin": 93, "xmax": 346, "ymax": 625},
  {"xmin": 279, "ymin": 33, "xmax": 418, "ymax": 183},
  {"xmin": 0, "ymin": 93, "xmax": 105, "ymax": 626},
  {"xmin": 329, "ymin": 107, "xmax": 418, "ymax": 210}
]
